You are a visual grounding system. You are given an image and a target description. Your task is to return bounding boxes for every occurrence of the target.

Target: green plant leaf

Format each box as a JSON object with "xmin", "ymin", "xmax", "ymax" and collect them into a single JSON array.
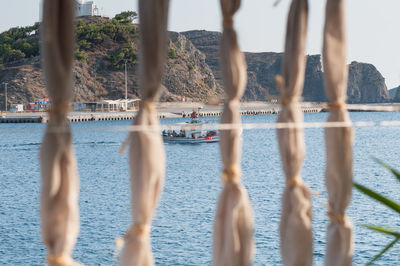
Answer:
[
  {"xmin": 353, "ymin": 183, "xmax": 400, "ymax": 214},
  {"xmin": 373, "ymin": 157, "xmax": 400, "ymax": 183},
  {"xmin": 363, "ymin": 225, "xmax": 400, "ymax": 237},
  {"xmin": 366, "ymin": 237, "xmax": 400, "ymax": 265}
]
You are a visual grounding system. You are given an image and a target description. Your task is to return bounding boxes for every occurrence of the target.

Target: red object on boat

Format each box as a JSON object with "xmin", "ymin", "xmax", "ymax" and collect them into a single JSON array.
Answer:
[{"xmin": 205, "ymin": 137, "xmax": 212, "ymax": 140}]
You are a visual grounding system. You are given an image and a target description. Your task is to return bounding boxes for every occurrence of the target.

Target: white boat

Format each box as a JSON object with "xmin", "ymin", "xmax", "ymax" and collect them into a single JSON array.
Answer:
[
  {"xmin": 162, "ymin": 119, "xmax": 219, "ymax": 144},
  {"xmin": 163, "ymin": 135, "xmax": 219, "ymax": 144}
]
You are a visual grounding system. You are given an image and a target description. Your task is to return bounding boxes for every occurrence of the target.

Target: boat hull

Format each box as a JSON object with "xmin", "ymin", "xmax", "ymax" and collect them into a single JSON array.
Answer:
[{"xmin": 163, "ymin": 136, "xmax": 219, "ymax": 144}]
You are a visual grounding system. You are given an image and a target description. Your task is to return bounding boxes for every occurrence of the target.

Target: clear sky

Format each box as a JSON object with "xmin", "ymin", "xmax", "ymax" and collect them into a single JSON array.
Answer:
[{"xmin": 1, "ymin": 0, "xmax": 399, "ymax": 88}]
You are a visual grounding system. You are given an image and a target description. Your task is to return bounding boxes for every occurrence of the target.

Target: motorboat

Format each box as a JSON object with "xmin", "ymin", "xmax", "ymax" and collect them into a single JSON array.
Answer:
[{"xmin": 162, "ymin": 118, "xmax": 219, "ymax": 144}]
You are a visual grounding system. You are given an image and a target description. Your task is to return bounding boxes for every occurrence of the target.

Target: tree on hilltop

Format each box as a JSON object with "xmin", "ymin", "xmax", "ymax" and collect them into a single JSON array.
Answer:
[{"xmin": 114, "ymin": 11, "xmax": 138, "ymax": 24}]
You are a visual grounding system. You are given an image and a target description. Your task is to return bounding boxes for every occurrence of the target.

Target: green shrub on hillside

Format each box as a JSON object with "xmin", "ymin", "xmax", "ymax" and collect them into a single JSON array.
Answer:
[
  {"xmin": 0, "ymin": 12, "xmax": 139, "ymax": 65},
  {"xmin": 168, "ymin": 48, "xmax": 177, "ymax": 59},
  {"xmin": 0, "ymin": 23, "xmax": 40, "ymax": 63},
  {"xmin": 75, "ymin": 15, "xmax": 137, "ymax": 50},
  {"xmin": 106, "ymin": 42, "xmax": 138, "ymax": 70},
  {"xmin": 114, "ymin": 11, "xmax": 138, "ymax": 24},
  {"xmin": 74, "ymin": 49, "xmax": 87, "ymax": 62}
]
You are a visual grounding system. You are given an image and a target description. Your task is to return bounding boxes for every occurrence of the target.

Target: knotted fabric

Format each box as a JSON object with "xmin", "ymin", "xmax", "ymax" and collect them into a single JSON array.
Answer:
[
  {"xmin": 119, "ymin": 0, "xmax": 169, "ymax": 265},
  {"xmin": 213, "ymin": 1, "xmax": 254, "ymax": 265},
  {"xmin": 323, "ymin": 0, "xmax": 354, "ymax": 265},
  {"xmin": 275, "ymin": 1, "xmax": 313, "ymax": 265},
  {"xmin": 40, "ymin": 0, "xmax": 81, "ymax": 265}
]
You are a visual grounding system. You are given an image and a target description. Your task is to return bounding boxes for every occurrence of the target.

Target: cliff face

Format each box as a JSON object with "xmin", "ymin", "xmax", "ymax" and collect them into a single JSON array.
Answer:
[
  {"xmin": 183, "ymin": 30, "xmax": 390, "ymax": 103},
  {"xmin": 244, "ymin": 52, "xmax": 281, "ymax": 100},
  {"xmin": 244, "ymin": 53, "xmax": 326, "ymax": 102},
  {"xmin": 347, "ymin": 61, "xmax": 390, "ymax": 103},
  {"xmin": 181, "ymin": 30, "xmax": 222, "ymax": 82},
  {"xmin": 162, "ymin": 32, "xmax": 222, "ymax": 101},
  {"xmin": 182, "ymin": 31, "xmax": 325, "ymax": 101},
  {"xmin": 182, "ymin": 30, "xmax": 283, "ymax": 100},
  {"xmin": 303, "ymin": 55, "xmax": 325, "ymax": 102}
]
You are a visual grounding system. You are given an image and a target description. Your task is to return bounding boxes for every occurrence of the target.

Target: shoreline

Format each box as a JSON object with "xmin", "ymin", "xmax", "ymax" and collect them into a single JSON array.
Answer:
[{"xmin": 1, "ymin": 102, "xmax": 399, "ymax": 123}]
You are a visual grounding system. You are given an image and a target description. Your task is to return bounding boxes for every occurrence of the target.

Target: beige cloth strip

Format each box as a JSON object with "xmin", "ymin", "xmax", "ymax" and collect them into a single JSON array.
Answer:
[
  {"xmin": 276, "ymin": 1, "xmax": 313, "ymax": 265},
  {"xmin": 119, "ymin": 1, "xmax": 169, "ymax": 265},
  {"xmin": 213, "ymin": 1, "xmax": 254, "ymax": 265},
  {"xmin": 40, "ymin": 0, "xmax": 81, "ymax": 265},
  {"xmin": 323, "ymin": 0, "xmax": 354, "ymax": 265}
]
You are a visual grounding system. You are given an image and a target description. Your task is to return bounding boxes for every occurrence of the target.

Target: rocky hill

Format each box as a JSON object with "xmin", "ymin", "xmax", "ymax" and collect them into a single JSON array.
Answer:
[
  {"xmin": 182, "ymin": 30, "xmax": 390, "ymax": 103},
  {"xmin": 0, "ymin": 15, "xmax": 221, "ymax": 108},
  {"xmin": 0, "ymin": 20, "xmax": 391, "ymax": 106},
  {"xmin": 347, "ymin": 61, "xmax": 390, "ymax": 103}
]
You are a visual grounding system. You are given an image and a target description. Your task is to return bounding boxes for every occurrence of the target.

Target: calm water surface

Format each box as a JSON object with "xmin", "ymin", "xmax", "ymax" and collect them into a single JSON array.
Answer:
[{"xmin": 0, "ymin": 112, "xmax": 399, "ymax": 265}]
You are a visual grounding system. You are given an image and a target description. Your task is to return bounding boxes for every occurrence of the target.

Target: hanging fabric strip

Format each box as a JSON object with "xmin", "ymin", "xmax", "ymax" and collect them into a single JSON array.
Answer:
[
  {"xmin": 323, "ymin": 0, "xmax": 354, "ymax": 265},
  {"xmin": 275, "ymin": 0, "xmax": 313, "ymax": 265},
  {"xmin": 119, "ymin": 0, "xmax": 169, "ymax": 265},
  {"xmin": 213, "ymin": 1, "xmax": 254, "ymax": 265},
  {"xmin": 40, "ymin": 0, "xmax": 81, "ymax": 265}
]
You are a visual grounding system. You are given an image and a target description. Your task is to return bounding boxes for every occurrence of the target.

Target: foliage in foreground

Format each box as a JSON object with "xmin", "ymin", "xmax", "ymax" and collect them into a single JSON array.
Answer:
[{"xmin": 353, "ymin": 158, "xmax": 400, "ymax": 265}]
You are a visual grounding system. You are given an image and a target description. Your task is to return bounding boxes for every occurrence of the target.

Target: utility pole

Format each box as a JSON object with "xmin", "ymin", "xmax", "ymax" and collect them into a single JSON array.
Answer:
[
  {"xmin": 124, "ymin": 60, "xmax": 128, "ymax": 111},
  {"xmin": 4, "ymin": 83, "xmax": 7, "ymax": 113}
]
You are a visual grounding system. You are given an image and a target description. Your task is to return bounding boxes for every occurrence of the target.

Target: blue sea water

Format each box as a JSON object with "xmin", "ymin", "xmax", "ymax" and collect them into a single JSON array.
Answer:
[{"xmin": 0, "ymin": 112, "xmax": 399, "ymax": 265}]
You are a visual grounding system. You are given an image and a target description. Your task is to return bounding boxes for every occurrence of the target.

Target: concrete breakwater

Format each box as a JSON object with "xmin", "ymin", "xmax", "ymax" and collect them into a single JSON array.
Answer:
[
  {"xmin": 0, "ymin": 102, "xmax": 323, "ymax": 123},
  {"xmin": 0, "ymin": 113, "xmax": 138, "ymax": 124}
]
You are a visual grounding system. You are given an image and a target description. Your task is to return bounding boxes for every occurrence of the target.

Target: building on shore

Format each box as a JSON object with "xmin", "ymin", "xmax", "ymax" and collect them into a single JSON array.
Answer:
[
  {"xmin": 73, "ymin": 99, "xmax": 140, "ymax": 112},
  {"xmin": 39, "ymin": 0, "xmax": 99, "ymax": 20},
  {"xmin": 75, "ymin": 0, "xmax": 99, "ymax": 17},
  {"xmin": 73, "ymin": 102, "xmax": 97, "ymax": 112},
  {"xmin": 9, "ymin": 104, "xmax": 24, "ymax": 112},
  {"xmin": 12, "ymin": 98, "xmax": 140, "ymax": 113},
  {"xmin": 95, "ymin": 99, "xmax": 140, "ymax": 112}
]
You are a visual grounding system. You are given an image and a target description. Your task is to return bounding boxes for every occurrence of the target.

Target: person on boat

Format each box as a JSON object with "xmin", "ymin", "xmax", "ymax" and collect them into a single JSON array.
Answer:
[
  {"xmin": 172, "ymin": 130, "xmax": 178, "ymax": 137},
  {"xmin": 207, "ymin": 130, "xmax": 217, "ymax": 137},
  {"xmin": 179, "ymin": 130, "xmax": 185, "ymax": 137},
  {"xmin": 191, "ymin": 111, "xmax": 198, "ymax": 119}
]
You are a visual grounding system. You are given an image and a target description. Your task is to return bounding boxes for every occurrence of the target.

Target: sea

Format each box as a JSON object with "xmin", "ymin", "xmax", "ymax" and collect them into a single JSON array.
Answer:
[{"xmin": 0, "ymin": 112, "xmax": 399, "ymax": 265}]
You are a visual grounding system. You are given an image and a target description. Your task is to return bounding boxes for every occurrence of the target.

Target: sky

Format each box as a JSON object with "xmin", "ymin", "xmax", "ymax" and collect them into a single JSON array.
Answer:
[{"xmin": 0, "ymin": 0, "xmax": 399, "ymax": 89}]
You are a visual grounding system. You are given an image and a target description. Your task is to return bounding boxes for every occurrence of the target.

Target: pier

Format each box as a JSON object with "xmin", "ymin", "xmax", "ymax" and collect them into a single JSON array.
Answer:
[
  {"xmin": 0, "ymin": 112, "xmax": 140, "ymax": 124},
  {"xmin": 0, "ymin": 102, "xmax": 331, "ymax": 123}
]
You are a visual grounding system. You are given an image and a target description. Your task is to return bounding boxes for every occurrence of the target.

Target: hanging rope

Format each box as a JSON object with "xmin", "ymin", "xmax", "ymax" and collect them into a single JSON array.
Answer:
[
  {"xmin": 40, "ymin": 0, "xmax": 81, "ymax": 265},
  {"xmin": 213, "ymin": 0, "xmax": 254, "ymax": 265},
  {"xmin": 323, "ymin": 0, "xmax": 354, "ymax": 265},
  {"xmin": 276, "ymin": 0, "xmax": 313, "ymax": 265},
  {"xmin": 118, "ymin": 0, "xmax": 169, "ymax": 265}
]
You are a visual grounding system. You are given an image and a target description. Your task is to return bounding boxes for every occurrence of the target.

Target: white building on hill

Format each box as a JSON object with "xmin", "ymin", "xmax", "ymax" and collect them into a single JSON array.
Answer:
[
  {"xmin": 75, "ymin": 0, "xmax": 99, "ymax": 17},
  {"xmin": 40, "ymin": 0, "xmax": 99, "ymax": 20}
]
